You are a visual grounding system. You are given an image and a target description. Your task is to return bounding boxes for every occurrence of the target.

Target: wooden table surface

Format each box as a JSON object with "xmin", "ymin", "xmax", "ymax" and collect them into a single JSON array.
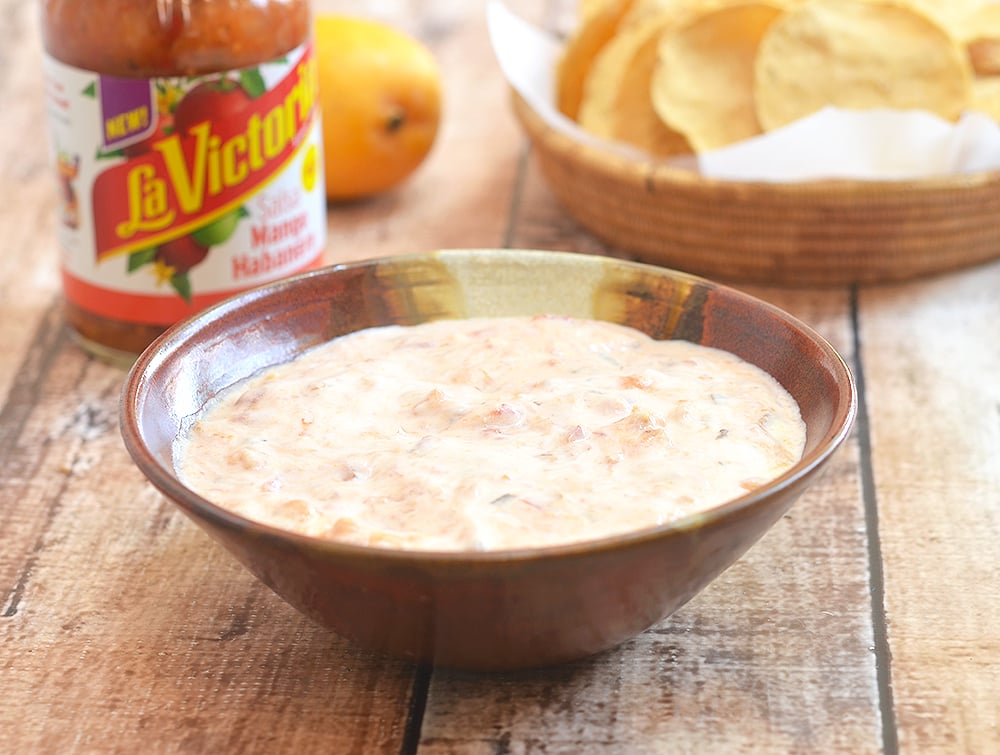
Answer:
[{"xmin": 3, "ymin": 1, "xmax": 998, "ymax": 752}]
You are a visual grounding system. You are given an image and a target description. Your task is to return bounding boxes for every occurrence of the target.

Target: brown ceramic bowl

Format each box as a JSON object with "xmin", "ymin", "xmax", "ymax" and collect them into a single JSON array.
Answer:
[{"xmin": 120, "ymin": 249, "xmax": 856, "ymax": 671}]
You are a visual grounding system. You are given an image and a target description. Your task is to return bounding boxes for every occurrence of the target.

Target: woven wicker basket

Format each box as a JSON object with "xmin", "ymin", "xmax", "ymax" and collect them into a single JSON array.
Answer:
[{"xmin": 512, "ymin": 92, "xmax": 1000, "ymax": 286}]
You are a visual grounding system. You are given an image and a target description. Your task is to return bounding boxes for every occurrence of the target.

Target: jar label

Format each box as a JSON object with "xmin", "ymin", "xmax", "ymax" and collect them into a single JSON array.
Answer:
[{"xmin": 44, "ymin": 43, "xmax": 327, "ymax": 326}]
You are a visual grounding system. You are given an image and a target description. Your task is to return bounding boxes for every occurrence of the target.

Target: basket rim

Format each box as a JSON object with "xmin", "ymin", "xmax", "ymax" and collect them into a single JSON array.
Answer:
[{"xmin": 510, "ymin": 90, "xmax": 1000, "ymax": 196}]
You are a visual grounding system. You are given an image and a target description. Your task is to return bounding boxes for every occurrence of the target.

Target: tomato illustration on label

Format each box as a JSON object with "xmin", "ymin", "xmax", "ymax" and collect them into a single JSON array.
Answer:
[
  {"xmin": 172, "ymin": 71, "xmax": 265, "ymax": 135},
  {"xmin": 125, "ymin": 204, "xmax": 250, "ymax": 302},
  {"xmin": 46, "ymin": 42, "xmax": 325, "ymax": 333},
  {"xmin": 98, "ymin": 69, "xmax": 276, "ymax": 301},
  {"xmin": 155, "ymin": 234, "xmax": 209, "ymax": 274}
]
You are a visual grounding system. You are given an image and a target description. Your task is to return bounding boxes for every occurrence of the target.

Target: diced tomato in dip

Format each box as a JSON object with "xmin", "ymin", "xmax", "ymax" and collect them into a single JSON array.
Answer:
[{"xmin": 174, "ymin": 316, "xmax": 806, "ymax": 551}]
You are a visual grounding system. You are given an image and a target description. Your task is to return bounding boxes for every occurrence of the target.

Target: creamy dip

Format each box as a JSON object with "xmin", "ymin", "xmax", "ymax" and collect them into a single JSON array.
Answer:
[{"xmin": 174, "ymin": 315, "xmax": 806, "ymax": 551}]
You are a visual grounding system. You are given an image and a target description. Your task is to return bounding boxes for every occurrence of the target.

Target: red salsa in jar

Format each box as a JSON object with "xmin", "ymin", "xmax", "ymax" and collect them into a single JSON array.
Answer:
[{"xmin": 41, "ymin": 0, "xmax": 326, "ymax": 364}]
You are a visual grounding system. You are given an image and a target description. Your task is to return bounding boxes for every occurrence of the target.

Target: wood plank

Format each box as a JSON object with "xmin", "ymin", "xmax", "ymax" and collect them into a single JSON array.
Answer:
[
  {"xmin": 860, "ymin": 263, "xmax": 1000, "ymax": 754},
  {"xmin": 0, "ymin": 0, "xmax": 80, "ymax": 605},
  {"xmin": 0, "ymin": 0, "xmax": 62, "ymax": 401}
]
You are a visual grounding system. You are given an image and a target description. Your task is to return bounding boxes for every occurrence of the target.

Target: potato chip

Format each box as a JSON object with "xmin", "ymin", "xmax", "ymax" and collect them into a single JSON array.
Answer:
[
  {"xmin": 605, "ymin": 16, "xmax": 692, "ymax": 156},
  {"xmin": 956, "ymin": 4, "xmax": 1000, "ymax": 76},
  {"xmin": 556, "ymin": 0, "xmax": 634, "ymax": 120},
  {"xmin": 619, "ymin": 0, "xmax": 695, "ymax": 29},
  {"xmin": 577, "ymin": 2, "xmax": 698, "ymax": 138},
  {"xmin": 754, "ymin": 0, "xmax": 973, "ymax": 132},
  {"xmin": 969, "ymin": 41, "xmax": 1000, "ymax": 79},
  {"xmin": 578, "ymin": 0, "xmax": 614, "ymax": 22},
  {"xmin": 650, "ymin": 3, "xmax": 784, "ymax": 152},
  {"xmin": 893, "ymin": 0, "xmax": 985, "ymax": 38},
  {"xmin": 970, "ymin": 75, "xmax": 1000, "ymax": 121}
]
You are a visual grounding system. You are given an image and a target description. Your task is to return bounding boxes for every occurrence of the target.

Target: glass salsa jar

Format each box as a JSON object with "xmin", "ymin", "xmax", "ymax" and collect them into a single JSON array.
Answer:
[{"xmin": 41, "ymin": 0, "xmax": 327, "ymax": 365}]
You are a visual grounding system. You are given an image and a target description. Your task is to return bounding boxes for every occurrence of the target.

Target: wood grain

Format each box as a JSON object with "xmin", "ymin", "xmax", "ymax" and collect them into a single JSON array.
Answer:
[
  {"xmin": 2, "ymin": 0, "xmax": 999, "ymax": 752},
  {"xmin": 860, "ymin": 267, "xmax": 1000, "ymax": 754}
]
